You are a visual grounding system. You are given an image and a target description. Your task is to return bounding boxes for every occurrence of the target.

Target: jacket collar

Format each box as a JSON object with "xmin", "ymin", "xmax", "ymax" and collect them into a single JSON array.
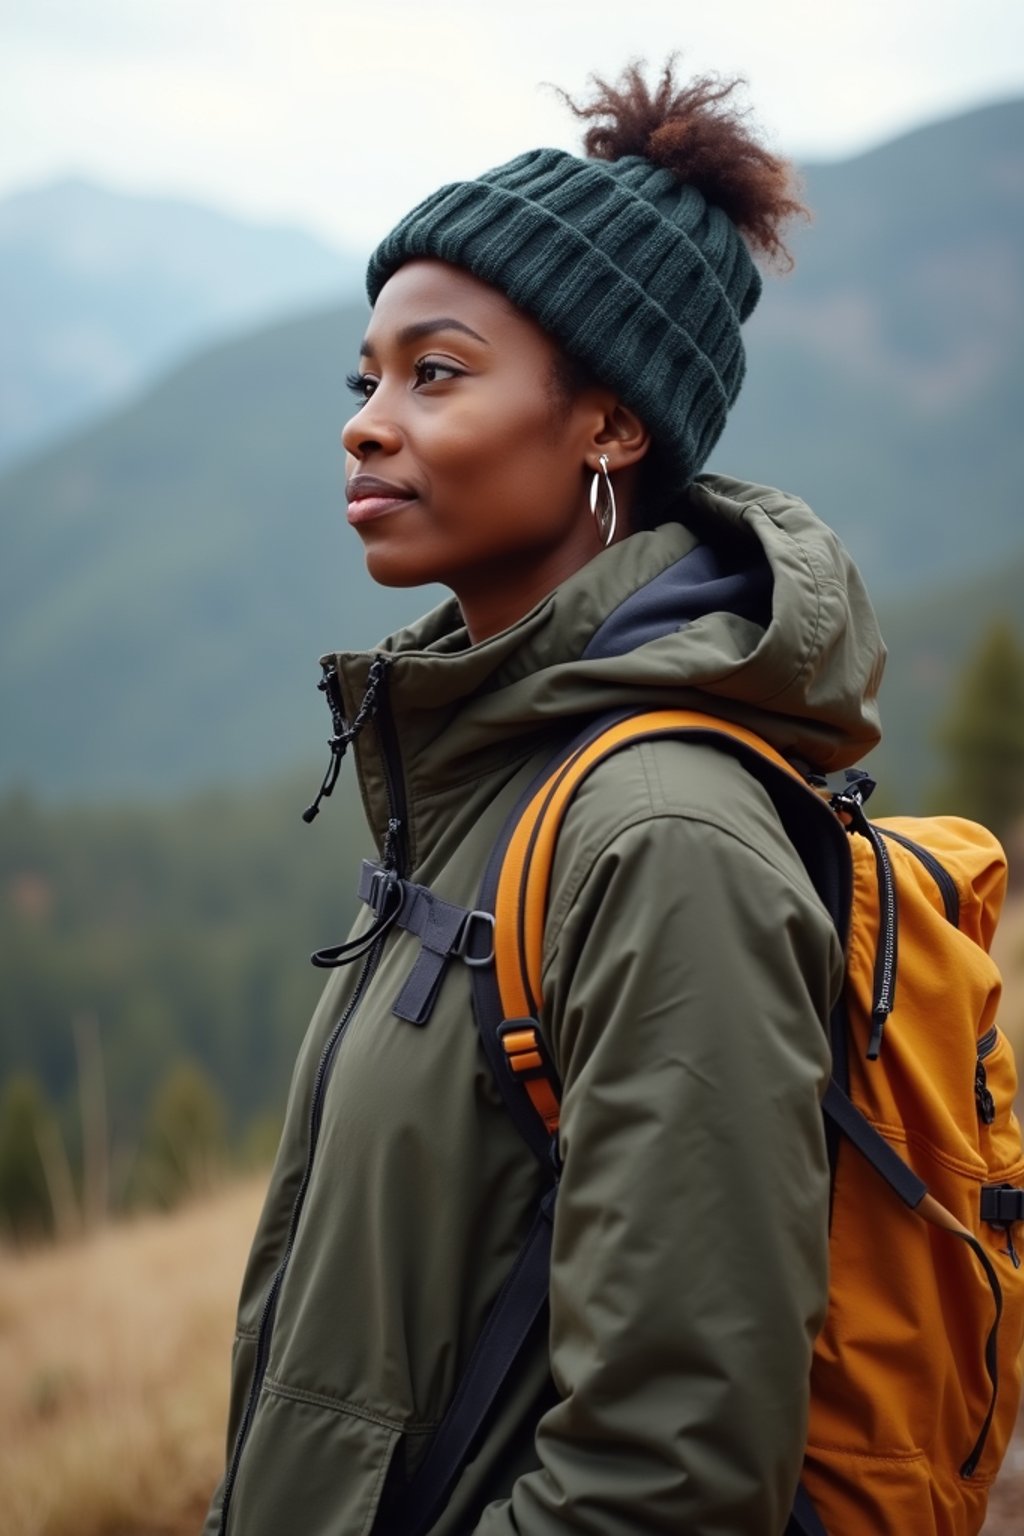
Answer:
[{"xmin": 319, "ymin": 476, "xmax": 885, "ymax": 866}]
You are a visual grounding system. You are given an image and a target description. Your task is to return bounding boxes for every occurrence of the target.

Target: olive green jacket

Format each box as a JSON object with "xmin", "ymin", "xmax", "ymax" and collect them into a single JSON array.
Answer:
[{"xmin": 204, "ymin": 476, "xmax": 885, "ymax": 1535}]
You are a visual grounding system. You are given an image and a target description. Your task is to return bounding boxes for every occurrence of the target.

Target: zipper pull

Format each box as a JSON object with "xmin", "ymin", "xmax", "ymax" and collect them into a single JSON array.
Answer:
[
  {"xmin": 301, "ymin": 736, "xmax": 346, "ymax": 824},
  {"xmin": 975, "ymin": 1060, "xmax": 996, "ymax": 1125},
  {"xmin": 302, "ymin": 655, "xmax": 391, "ymax": 824},
  {"xmin": 302, "ymin": 663, "xmax": 349, "ymax": 823}
]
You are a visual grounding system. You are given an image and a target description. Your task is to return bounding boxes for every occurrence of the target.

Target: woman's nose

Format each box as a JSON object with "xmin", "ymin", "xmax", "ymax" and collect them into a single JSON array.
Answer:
[{"xmin": 341, "ymin": 395, "xmax": 402, "ymax": 460}]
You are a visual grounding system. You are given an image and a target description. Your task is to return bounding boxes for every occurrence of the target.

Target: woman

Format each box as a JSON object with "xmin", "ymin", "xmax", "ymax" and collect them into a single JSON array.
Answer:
[{"xmin": 205, "ymin": 64, "xmax": 884, "ymax": 1535}]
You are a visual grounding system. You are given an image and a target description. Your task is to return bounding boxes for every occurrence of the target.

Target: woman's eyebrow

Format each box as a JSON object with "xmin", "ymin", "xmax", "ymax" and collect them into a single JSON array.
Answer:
[{"xmin": 359, "ymin": 317, "xmax": 491, "ymax": 358}]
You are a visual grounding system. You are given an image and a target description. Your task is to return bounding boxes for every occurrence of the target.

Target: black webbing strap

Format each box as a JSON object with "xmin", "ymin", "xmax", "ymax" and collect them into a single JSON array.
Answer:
[
  {"xmin": 821, "ymin": 1081, "xmax": 928, "ymax": 1208},
  {"xmin": 309, "ymin": 867, "xmax": 403, "ymax": 969},
  {"xmin": 393, "ymin": 1189, "xmax": 556, "ymax": 1536},
  {"xmin": 958, "ymin": 1231, "xmax": 1004, "ymax": 1477},
  {"xmin": 786, "ymin": 1480, "xmax": 829, "ymax": 1536},
  {"xmin": 355, "ymin": 860, "xmax": 495, "ymax": 1026}
]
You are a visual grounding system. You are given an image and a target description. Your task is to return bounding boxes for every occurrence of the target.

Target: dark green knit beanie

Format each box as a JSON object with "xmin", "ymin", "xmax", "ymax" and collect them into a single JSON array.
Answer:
[{"xmin": 365, "ymin": 144, "xmax": 762, "ymax": 491}]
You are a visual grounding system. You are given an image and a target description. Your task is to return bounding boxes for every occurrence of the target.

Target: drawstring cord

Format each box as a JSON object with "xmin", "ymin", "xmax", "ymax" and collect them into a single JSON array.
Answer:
[{"xmin": 302, "ymin": 654, "xmax": 390, "ymax": 823}]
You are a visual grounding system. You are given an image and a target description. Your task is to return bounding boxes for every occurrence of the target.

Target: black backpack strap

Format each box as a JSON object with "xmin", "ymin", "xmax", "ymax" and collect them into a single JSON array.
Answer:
[
  {"xmin": 383, "ymin": 729, "xmax": 603, "ymax": 1530},
  {"xmin": 786, "ymin": 1481, "xmax": 830, "ymax": 1535},
  {"xmin": 389, "ymin": 1190, "xmax": 556, "ymax": 1536}
]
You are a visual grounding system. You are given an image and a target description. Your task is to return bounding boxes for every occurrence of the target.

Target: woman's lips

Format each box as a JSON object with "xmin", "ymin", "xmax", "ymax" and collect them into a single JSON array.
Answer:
[
  {"xmin": 345, "ymin": 474, "xmax": 419, "ymax": 526},
  {"xmin": 346, "ymin": 493, "xmax": 417, "ymax": 526}
]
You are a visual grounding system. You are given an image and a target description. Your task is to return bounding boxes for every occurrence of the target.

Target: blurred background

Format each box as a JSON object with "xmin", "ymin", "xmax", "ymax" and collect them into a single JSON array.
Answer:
[{"xmin": 1, "ymin": 2, "xmax": 1023, "ymax": 1532}]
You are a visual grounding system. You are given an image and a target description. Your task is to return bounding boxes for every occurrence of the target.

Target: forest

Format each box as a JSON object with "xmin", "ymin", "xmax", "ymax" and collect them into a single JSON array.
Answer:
[{"xmin": 0, "ymin": 764, "xmax": 367, "ymax": 1231}]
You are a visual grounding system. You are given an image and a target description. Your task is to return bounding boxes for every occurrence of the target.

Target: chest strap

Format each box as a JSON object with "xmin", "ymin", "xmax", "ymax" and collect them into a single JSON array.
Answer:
[{"xmin": 356, "ymin": 860, "xmax": 495, "ymax": 1026}]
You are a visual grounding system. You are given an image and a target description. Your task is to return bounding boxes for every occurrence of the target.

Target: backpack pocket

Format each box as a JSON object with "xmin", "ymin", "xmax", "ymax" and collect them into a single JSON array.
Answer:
[
  {"xmin": 975, "ymin": 1024, "xmax": 1024, "ymax": 1184},
  {"xmin": 801, "ymin": 1445, "xmax": 990, "ymax": 1536}
]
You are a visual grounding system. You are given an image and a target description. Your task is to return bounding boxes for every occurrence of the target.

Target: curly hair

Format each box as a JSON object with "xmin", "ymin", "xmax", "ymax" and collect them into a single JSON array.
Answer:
[{"xmin": 554, "ymin": 56, "xmax": 806, "ymax": 270}]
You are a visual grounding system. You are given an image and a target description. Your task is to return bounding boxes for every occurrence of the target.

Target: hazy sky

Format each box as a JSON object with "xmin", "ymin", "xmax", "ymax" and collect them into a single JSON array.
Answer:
[{"xmin": 4, "ymin": 0, "xmax": 1024, "ymax": 251}]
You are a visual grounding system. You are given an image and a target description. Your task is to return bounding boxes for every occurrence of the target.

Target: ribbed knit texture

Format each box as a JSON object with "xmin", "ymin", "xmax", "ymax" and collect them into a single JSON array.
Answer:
[{"xmin": 366, "ymin": 147, "xmax": 762, "ymax": 489}]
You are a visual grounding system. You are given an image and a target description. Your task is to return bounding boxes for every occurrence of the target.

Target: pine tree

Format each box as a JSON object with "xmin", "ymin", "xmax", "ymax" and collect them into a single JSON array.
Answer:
[
  {"xmin": 0, "ymin": 1074, "xmax": 58, "ymax": 1238},
  {"xmin": 133, "ymin": 1060, "xmax": 227, "ymax": 1209},
  {"xmin": 933, "ymin": 619, "xmax": 1024, "ymax": 842}
]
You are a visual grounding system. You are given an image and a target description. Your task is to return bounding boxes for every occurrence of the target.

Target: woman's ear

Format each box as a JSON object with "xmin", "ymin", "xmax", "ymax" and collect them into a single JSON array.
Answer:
[{"xmin": 590, "ymin": 397, "xmax": 651, "ymax": 474}]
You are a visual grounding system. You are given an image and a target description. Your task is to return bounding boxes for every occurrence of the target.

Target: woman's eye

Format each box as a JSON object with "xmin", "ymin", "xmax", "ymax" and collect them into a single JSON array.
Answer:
[
  {"xmin": 345, "ymin": 370, "xmax": 377, "ymax": 401},
  {"xmin": 415, "ymin": 360, "xmax": 461, "ymax": 386}
]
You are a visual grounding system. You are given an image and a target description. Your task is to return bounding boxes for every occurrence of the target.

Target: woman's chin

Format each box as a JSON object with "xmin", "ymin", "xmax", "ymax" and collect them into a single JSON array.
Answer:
[{"xmin": 360, "ymin": 544, "xmax": 440, "ymax": 590}]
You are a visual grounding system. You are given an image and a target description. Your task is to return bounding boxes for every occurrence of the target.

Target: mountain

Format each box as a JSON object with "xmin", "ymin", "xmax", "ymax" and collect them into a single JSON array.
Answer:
[
  {"xmin": 0, "ymin": 178, "xmax": 362, "ymax": 468},
  {"xmin": 0, "ymin": 299, "xmax": 442, "ymax": 797},
  {"xmin": 714, "ymin": 96, "xmax": 1024, "ymax": 585},
  {"xmin": 1, "ymin": 97, "xmax": 1023, "ymax": 797}
]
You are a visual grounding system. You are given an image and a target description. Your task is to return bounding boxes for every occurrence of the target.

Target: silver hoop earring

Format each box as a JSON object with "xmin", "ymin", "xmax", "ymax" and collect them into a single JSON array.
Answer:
[{"xmin": 589, "ymin": 454, "xmax": 617, "ymax": 548}]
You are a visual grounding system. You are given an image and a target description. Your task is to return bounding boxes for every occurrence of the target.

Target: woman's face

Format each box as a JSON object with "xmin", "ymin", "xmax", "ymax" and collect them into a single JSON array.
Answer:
[{"xmin": 341, "ymin": 259, "xmax": 636, "ymax": 642}]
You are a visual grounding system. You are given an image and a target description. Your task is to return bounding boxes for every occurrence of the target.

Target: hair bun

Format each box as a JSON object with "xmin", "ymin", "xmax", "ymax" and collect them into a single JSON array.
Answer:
[{"xmin": 558, "ymin": 58, "xmax": 807, "ymax": 268}]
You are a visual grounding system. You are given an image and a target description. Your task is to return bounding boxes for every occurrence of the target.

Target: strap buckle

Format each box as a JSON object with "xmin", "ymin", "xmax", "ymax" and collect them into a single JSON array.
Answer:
[
  {"xmin": 368, "ymin": 866, "xmax": 402, "ymax": 918},
  {"xmin": 497, "ymin": 1019, "xmax": 562, "ymax": 1136},
  {"xmin": 454, "ymin": 909, "xmax": 496, "ymax": 968},
  {"xmin": 498, "ymin": 1020, "xmax": 549, "ymax": 1079},
  {"xmin": 981, "ymin": 1183, "xmax": 1024, "ymax": 1226}
]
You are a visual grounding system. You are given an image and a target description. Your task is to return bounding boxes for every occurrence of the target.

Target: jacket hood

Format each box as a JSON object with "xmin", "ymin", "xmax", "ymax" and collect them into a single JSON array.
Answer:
[{"xmin": 323, "ymin": 475, "xmax": 885, "ymax": 860}]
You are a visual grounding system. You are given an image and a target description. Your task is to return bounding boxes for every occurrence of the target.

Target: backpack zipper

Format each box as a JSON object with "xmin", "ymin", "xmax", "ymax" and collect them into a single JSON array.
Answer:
[
  {"xmin": 865, "ymin": 820, "xmax": 897, "ymax": 1049},
  {"xmin": 975, "ymin": 1025, "xmax": 999, "ymax": 1126},
  {"xmin": 830, "ymin": 790, "xmax": 897, "ymax": 1058},
  {"xmin": 877, "ymin": 826, "xmax": 960, "ymax": 926}
]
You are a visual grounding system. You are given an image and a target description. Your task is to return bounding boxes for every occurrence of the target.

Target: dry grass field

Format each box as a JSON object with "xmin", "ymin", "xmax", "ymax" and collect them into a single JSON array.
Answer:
[
  {"xmin": 1, "ymin": 900, "xmax": 1022, "ymax": 1536},
  {"xmin": 0, "ymin": 1179, "xmax": 267, "ymax": 1536}
]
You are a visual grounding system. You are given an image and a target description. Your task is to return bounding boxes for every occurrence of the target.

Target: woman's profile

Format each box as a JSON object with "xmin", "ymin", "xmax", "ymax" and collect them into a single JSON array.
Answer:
[{"xmin": 205, "ymin": 60, "xmax": 887, "ymax": 1535}]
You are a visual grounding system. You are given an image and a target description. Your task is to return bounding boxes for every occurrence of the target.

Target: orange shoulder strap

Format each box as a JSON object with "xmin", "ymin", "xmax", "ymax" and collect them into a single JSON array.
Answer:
[{"xmin": 494, "ymin": 709, "xmax": 807, "ymax": 1028}]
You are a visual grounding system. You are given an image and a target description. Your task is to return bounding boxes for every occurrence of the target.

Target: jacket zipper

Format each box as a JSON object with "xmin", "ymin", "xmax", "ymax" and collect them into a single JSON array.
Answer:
[
  {"xmin": 221, "ymin": 660, "xmax": 410, "ymax": 1534},
  {"xmin": 878, "ymin": 826, "xmax": 960, "ymax": 926},
  {"xmin": 218, "ymin": 932, "xmax": 389, "ymax": 1534},
  {"xmin": 372, "ymin": 661, "xmax": 411, "ymax": 875}
]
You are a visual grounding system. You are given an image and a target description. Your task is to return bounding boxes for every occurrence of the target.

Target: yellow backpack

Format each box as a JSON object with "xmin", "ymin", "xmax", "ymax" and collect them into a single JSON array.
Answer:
[
  {"xmin": 381, "ymin": 708, "xmax": 1024, "ymax": 1536},
  {"xmin": 487, "ymin": 709, "xmax": 1024, "ymax": 1535}
]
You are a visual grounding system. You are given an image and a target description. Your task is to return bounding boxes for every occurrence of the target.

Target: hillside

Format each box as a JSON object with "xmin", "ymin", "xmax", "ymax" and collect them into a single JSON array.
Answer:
[
  {"xmin": 0, "ymin": 178, "xmax": 362, "ymax": 468},
  {"xmin": 0, "ymin": 301, "xmax": 440, "ymax": 796},
  {"xmin": 1, "ymin": 97, "xmax": 1023, "ymax": 796},
  {"xmin": 872, "ymin": 549, "xmax": 1024, "ymax": 803},
  {"xmin": 715, "ymin": 97, "xmax": 1024, "ymax": 585}
]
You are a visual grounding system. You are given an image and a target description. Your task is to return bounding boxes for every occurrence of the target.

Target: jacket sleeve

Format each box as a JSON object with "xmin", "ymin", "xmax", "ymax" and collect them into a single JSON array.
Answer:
[{"xmin": 473, "ymin": 793, "xmax": 840, "ymax": 1534}]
